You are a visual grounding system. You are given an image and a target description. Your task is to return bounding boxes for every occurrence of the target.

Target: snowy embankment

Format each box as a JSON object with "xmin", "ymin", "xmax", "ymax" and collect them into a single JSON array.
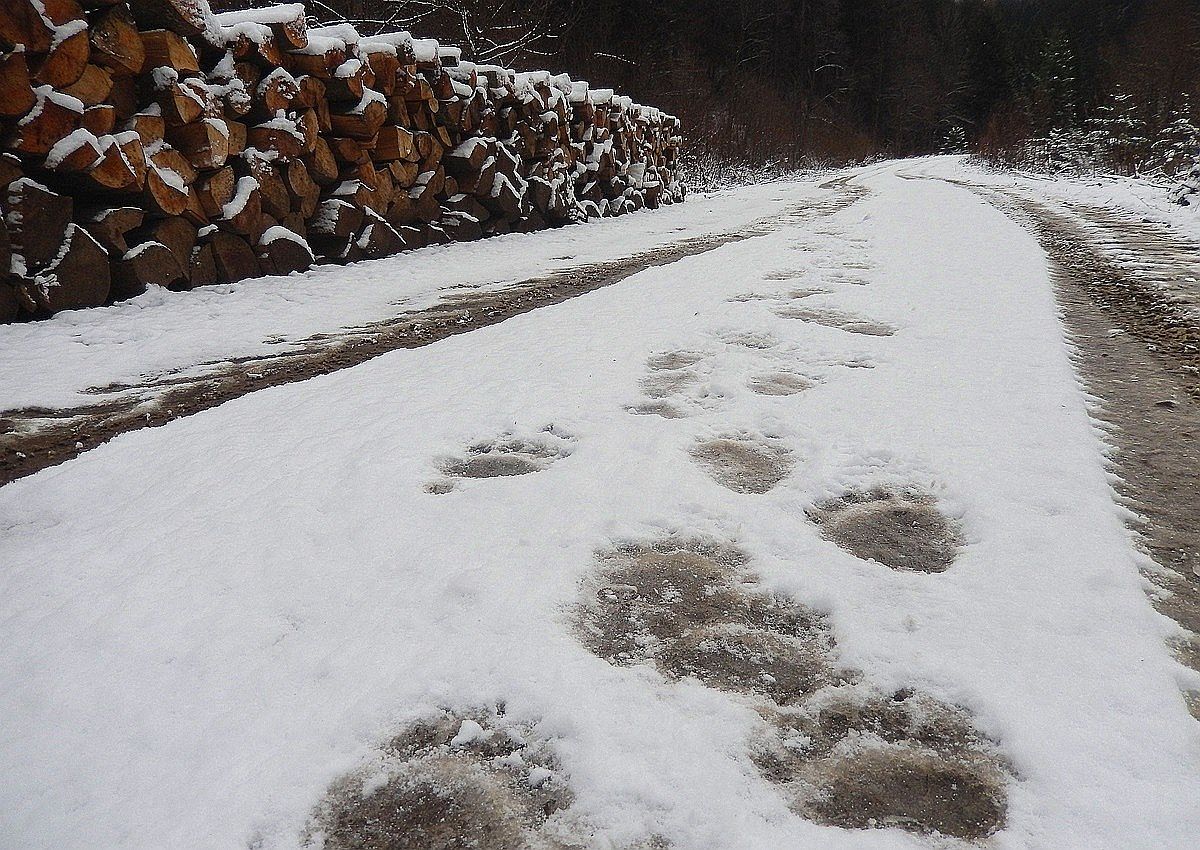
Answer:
[
  {"xmin": 1, "ymin": 161, "xmax": 1198, "ymax": 849},
  {"xmin": 0, "ymin": 181, "xmax": 818, "ymax": 412}
]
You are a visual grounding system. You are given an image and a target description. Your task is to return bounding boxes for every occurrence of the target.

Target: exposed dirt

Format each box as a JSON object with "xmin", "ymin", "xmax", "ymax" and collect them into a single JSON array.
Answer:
[
  {"xmin": 948, "ymin": 177, "xmax": 1200, "ymax": 693},
  {"xmin": 625, "ymin": 401, "xmax": 686, "ymax": 419},
  {"xmin": 639, "ymin": 370, "xmax": 699, "ymax": 400},
  {"xmin": 575, "ymin": 538, "xmax": 840, "ymax": 705},
  {"xmin": 690, "ymin": 436, "xmax": 794, "ymax": 494},
  {"xmin": 574, "ymin": 537, "xmax": 1011, "ymax": 837},
  {"xmin": 774, "ymin": 306, "xmax": 896, "ymax": 337},
  {"xmin": 305, "ymin": 709, "xmax": 580, "ymax": 850},
  {"xmin": 428, "ymin": 431, "xmax": 573, "ymax": 493},
  {"xmin": 747, "ymin": 371, "xmax": 816, "ymax": 396},
  {"xmin": 753, "ymin": 685, "xmax": 1009, "ymax": 840},
  {"xmin": 807, "ymin": 487, "xmax": 963, "ymax": 573},
  {"xmin": 0, "ymin": 188, "xmax": 870, "ymax": 488}
]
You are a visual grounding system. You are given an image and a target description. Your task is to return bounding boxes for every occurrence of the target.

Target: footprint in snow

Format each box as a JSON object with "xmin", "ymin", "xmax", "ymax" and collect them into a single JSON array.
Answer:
[
  {"xmin": 573, "ymin": 536, "xmax": 1010, "ymax": 839},
  {"xmin": 627, "ymin": 349, "xmax": 715, "ymax": 418},
  {"xmin": 747, "ymin": 370, "xmax": 818, "ymax": 397},
  {"xmin": 428, "ymin": 428, "xmax": 573, "ymax": 493},
  {"xmin": 754, "ymin": 684, "xmax": 1009, "ymax": 840},
  {"xmin": 807, "ymin": 486, "xmax": 963, "ymax": 573},
  {"xmin": 304, "ymin": 708, "xmax": 577, "ymax": 850},
  {"xmin": 690, "ymin": 434, "xmax": 794, "ymax": 494},
  {"xmin": 575, "ymin": 537, "xmax": 841, "ymax": 705},
  {"xmin": 774, "ymin": 306, "xmax": 896, "ymax": 337}
]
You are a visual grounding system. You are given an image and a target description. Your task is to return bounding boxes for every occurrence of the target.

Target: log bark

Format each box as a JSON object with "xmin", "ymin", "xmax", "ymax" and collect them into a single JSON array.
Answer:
[
  {"xmin": 256, "ymin": 226, "xmax": 313, "ymax": 275},
  {"xmin": 79, "ymin": 205, "xmax": 143, "ymax": 254},
  {"xmin": 111, "ymin": 239, "xmax": 185, "ymax": 297},
  {"xmin": 6, "ymin": 178, "xmax": 73, "ymax": 270},
  {"xmin": 208, "ymin": 231, "xmax": 260, "ymax": 283},
  {"xmin": 19, "ymin": 223, "xmax": 110, "ymax": 313},
  {"xmin": 0, "ymin": 51, "xmax": 38, "ymax": 119}
]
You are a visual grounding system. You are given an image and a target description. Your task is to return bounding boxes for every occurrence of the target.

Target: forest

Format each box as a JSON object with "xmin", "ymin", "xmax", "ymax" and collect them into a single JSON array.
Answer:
[{"xmin": 269, "ymin": 0, "xmax": 1200, "ymax": 180}]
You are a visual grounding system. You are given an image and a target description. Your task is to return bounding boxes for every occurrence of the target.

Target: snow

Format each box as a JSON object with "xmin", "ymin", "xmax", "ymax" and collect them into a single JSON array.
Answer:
[
  {"xmin": 221, "ymin": 176, "xmax": 259, "ymax": 219},
  {"xmin": 411, "ymin": 38, "xmax": 439, "ymax": 64},
  {"xmin": 44, "ymin": 128, "xmax": 99, "ymax": 169},
  {"xmin": 213, "ymin": 4, "xmax": 304, "ymax": 26},
  {"xmin": 1, "ymin": 160, "xmax": 1197, "ymax": 849},
  {"xmin": 260, "ymin": 226, "xmax": 313, "ymax": 259}
]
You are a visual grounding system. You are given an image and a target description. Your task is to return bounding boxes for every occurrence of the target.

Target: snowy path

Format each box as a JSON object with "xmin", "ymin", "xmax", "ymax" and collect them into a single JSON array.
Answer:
[{"xmin": 1, "ymin": 162, "xmax": 1198, "ymax": 849}]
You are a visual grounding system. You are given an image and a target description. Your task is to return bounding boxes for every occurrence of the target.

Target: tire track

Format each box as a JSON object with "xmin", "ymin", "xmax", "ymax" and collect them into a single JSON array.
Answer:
[{"xmin": 0, "ymin": 183, "xmax": 867, "ymax": 487}]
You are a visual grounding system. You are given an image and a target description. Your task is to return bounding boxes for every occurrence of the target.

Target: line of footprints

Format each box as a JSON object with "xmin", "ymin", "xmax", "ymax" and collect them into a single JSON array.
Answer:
[{"xmin": 304, "ymin": 237, "xmax": 1012, "ymax": 848}]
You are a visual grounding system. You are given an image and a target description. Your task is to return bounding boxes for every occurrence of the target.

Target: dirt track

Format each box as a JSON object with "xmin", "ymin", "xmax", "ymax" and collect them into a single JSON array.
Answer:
[
  {"xmin": 0, "ymin": 182, "xmax": 865, "ymax": 488},
  {"xmin": 957, "ymin": 179, "xmax": 1200, "ymax": 716}
]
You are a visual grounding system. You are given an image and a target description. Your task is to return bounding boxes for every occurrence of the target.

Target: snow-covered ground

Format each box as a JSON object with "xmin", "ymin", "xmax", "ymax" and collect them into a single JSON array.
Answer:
[{"xmin": 2, "ymin": 160, "xmax": 1198, "ymax": 849}]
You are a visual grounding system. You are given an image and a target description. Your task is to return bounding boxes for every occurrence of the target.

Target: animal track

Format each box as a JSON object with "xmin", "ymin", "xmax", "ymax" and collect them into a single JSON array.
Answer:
[
  {"xmin": 574, "ymin": 538, "xmax": 1010, "ymax": 839},
  {"xmin": 639, "ymin": 370, "xmax": 699, "ymax": 399},
  {"xmin": 576, "ymin": 538, "xmax": 840, "ymax": 705},
  {"xmin": 429, "ymin": 429, "xmax": 573, "ymax": 492},
  {"xmin": 753, "ymin": 685, "xmax": 1008, "ymax": 840},
  {"xmin": 808, "ymin": 487, "xmax": 963, "ymax": 573},
  {"xmin": 774, "ymin": 307, "xmax": 896, "ymax": 336},
  {"xmin": 626, "ymin": 401, "xmax": 686, "ymax": 419},
  {"xmin": 721, "ymin": 330, "xmax": 779, "ymax": 350},
  {"xmin": 748, "ymin": 371, "xmax": 817, "ymax": 396},
  {"xmin": 304, "ymin": 708, "xmax": 580, "ymax": 850},
  {"xmin": 690, "ymin": 436, "xmax": 793, "ymax": 494},
  {"xmin": 645, "ymin": 350, "xmax": 707, "ymax": 371}
]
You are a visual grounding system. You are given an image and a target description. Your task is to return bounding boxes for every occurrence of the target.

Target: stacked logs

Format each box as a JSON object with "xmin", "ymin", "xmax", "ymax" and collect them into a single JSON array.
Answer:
[{"xmin": 0, "ymin": 0, "xmax": 684, "ymax": 323}]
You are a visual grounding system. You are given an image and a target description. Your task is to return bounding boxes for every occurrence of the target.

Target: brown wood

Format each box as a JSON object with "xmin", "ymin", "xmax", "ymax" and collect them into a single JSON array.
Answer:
[
  {"xmin": 188, "ymin": 240, "xmax": 218, "ymax": 286},
  {"xmin": 208, "ymin": 231, "xmax": 260, "ymax": 283},
  {"xmin": 197, "ymin": 166, "xmax": 236, "ymax": 218},
  {"xmin": 308, "ymin": 197, "xmax": 363, "ymax": 242},
  {"xmin": 373, "ymin": 126, "xmax": 416, "ymax": 161},
  {"xmin": 19, "ymin": 223, "xmax": 110, "ymax": 314},
  {"xmin": 225, "ymin": 120, "xmax": 247, "ymax": 156},
  {"xmin": 255, "ymin": 68, "xmax": 299, "ymax": 114},
  {"xmin": 140, "ymin": 29, "xmax": 199, "ymax": 75},
  {"xmin": 62, "ymin": 64, "xmax": 114, "ymax": 107},
  {"xmin": 9, "ymin": 89, "xmax": 82, "ymax": 156},
  {"xmin": 0, "ymin": 1, "xmax": 53, "ymax": 54},
  {"xmin": 0, "ymin": 153, "xmax": 22, "ymax": 190},
  {"xmin": 79, "ymin": 205, "xmax": 143, "ymax": 254},
  {"xmin": 128, "ymin": 0, "xmax": 207, "ymax": 38},
  {"xmin": 328, "ymin": 98, "xmax": 387, "ymax": 140},
  {"xmin": 140, "ymin": 215, "xmax": 196, "ymax": 264},
  {"xmin": 256, "ymin": 226, "xmax": 312, "ymax": 275},
  {"xmin": 33, "ymin": 25, "xmax": 91, "ymax": 89},
  {"xmin": 246, "ymin": 122, "xmax": 302, "ymax": 160},
  {"xmin": 124, "ymin": 111, "xmax": 165, "ymax": 145},
  {"xmin": 144, "ymin": 162, "xmax": 190, "ymax": 216},
  {"xmin": 84, "ymin": 137, "xmax": 140, "ymax": 191},
  {"xmin": 247, "ymin": 159, "xmax": 290, "ymax": 220},
  {"xmin": 168, "ymin": 119, "xmax": 229, "ymax": 170},
  {"xmin": 111, "ymin": 239, "xmax": 186, "ymax": 297},
  {"xmin": 46, "ymin": 132, "xmax": 100, "ymax": 172},
  {"xmin": 0, "ymin": 51, "xmax": 37, "ymax": 119},
  {"xmin": 7, "ymin": 179, "xmax": 72, "ymax": 269},
  {"xmin": 90, "ymin": 4, "xmax": 145, "ymax": 76},
  {"xmin": 217, "ymin": 176, "xmax": 263, "ymax": 240},
  {"xmin": 285, "ymin": 158, "xmax": 319, "ymax": 218},
  {"xmin": 303, "ymin": 136, "xmax": 339, "ymax": 185},
  {"xmin": 158, "ymin": 81, "xmax": 205, "ymax": 126}
]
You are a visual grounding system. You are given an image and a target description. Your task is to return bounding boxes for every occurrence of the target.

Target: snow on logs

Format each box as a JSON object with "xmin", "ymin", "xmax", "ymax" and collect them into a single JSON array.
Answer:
[{"xmin": 0, "ymin": 0, "xmax": 684, "ymax": 322}]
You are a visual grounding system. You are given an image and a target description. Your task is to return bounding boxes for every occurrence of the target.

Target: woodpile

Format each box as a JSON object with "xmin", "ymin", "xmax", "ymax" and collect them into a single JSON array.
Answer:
[{"xmin": 0, "ymin": 0, "xmax": 683, "ymax": 322}]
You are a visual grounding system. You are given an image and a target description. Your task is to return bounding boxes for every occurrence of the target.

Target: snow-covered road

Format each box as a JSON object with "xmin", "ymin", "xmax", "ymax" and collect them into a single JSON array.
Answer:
[{"xmin": 2, "ymin": 161, "xmax": 1198, "ymax": 849}]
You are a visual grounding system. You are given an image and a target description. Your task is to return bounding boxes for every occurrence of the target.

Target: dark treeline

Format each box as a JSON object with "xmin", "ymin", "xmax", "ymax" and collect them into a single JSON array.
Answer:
[
  {"xmin": 248, "ymin": 1, "xmax": 1200, "ymax": 171},
  {"xmin": 549, "ymin": 0, "xmax": 1200, "ymax": 168}
]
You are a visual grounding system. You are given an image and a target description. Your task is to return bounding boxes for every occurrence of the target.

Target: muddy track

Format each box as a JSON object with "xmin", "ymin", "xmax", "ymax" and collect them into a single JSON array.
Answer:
[
  {"xmin": 950, "ymin": 178, "xmax": 1200, "ymax": 716},
  {"xmin": 0, "ymin": 182, "xmax": 866, "ymax": 487}
]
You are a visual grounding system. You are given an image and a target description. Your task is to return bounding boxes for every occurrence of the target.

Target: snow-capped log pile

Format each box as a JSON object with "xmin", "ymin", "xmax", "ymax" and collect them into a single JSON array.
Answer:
[{"xmin": 0, "ymin": 0, "xmax": 684, "ymax": 322}]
